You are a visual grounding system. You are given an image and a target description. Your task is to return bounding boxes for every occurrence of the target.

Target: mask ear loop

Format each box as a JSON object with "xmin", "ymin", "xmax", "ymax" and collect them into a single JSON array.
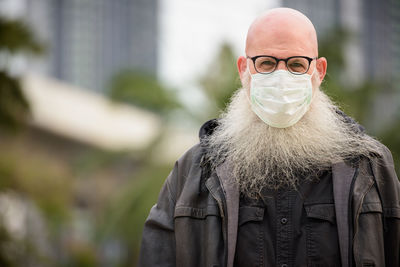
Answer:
[
  {"xmin": 309, "ymin": 65, "xmax": 319, "ymax": 105},
  {"xmin": 243, "ymin": 66, "xmax": 254, "ymax": 104}
]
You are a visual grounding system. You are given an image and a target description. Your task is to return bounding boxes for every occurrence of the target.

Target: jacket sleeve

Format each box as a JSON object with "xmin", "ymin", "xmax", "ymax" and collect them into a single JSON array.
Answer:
[
  {"xmin": 372, "ymin": 145, "xmax": 400, "ymax": 266},
  {"xmin": 138, "ymin": 162, "xmax": 179, "ymax": 267}
]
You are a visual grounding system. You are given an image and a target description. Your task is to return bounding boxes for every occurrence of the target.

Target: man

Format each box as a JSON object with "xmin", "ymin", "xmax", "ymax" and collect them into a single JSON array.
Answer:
[{"xmin": 139, "ymin": 8, "xmax": 400, "ymax": 267}]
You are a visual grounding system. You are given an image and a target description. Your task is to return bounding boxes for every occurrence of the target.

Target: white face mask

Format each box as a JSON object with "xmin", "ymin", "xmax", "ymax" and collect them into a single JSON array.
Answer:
[{"xmin": 249, "ymin": 69, "xmax": 314, "ymax": 128}]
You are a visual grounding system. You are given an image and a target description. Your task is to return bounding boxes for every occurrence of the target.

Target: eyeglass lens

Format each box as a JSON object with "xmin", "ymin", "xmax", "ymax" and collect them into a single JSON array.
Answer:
[{"xmin": 254, "ymin": 56, "xmax": 310, "ymax": 74}]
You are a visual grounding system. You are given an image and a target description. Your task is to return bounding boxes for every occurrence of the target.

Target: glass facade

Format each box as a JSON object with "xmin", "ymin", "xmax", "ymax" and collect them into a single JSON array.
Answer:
[{"xmin": 26, "ymin": 0, "xmax": 159, "ymax": 93}]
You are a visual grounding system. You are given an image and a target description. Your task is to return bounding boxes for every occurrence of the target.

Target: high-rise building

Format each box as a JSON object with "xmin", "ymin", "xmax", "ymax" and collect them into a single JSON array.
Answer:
[
  {"xmin": 362, "ymin": 0, "xmax": 400, "ymax": 85},
  {"xmin": 25, "ymin": 0, "xmax": 159, "ymax": 93}
]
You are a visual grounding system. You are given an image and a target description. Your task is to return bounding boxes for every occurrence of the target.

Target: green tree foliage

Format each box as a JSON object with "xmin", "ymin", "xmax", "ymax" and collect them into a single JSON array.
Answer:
[
  {"xmin": 0, "ymin": 17, "xmax": 44, "ymax": 131},
  {"xmin": 109, "ymin": 70, "xmax": 180, "ymax": 114},
  {"xmin": 319, "ymin": 28, "xmax": 379, "ymax": 123},
  {"xmin": 0, "ymin": 18, "xmax": 43, "ymax": 54},
  {"xmin": 97, "ymin": 161, "xmax": 170, "ymax": 266},
  {"xmin": 199, "ymin": 42, "xmax": 241, "ymax": 117},
  {"xmin": 0, "ymin": 137, "xmax": 73, "ymax": 266},
  {"xmin": 0, "ymin": 223, "xmax": 15, "ymax": 267},
  {"xmin": 319, "ymin": 27, "xmax": 400, "ymax": 174},
  {"xmin": 0, "ymin": 16, "xmax": 60, "ymax": 266},
  {"xmin": 0, "ymin": 72, "xmax": 30, "ymax": 131}
]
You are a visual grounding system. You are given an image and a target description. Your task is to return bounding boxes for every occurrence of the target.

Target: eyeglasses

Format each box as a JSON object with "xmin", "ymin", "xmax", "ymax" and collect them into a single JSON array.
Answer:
[{"xmin": 247, "ymin": 55, "xmax": 317, "ymax": 75}]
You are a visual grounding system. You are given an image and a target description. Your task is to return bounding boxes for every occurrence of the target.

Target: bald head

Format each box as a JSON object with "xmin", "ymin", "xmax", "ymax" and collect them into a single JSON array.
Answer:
[{"xmin": 245, "ymin": 8, "xmax": 318, "ymax": 57}]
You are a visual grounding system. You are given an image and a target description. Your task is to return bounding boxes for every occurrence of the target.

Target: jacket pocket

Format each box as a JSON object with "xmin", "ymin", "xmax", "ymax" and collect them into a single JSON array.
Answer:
[
  {"xmin": 304, "ymin": 203, "xmax": 341, "ymax": 266},
  {"xmin": 174, "ymin": 205, "xmax": 224, "ymax": 267},
  {"xmin": 238, "ymin": 206, "xmax": 264, "ymax": 226},
  {"xmin": 304, "ymin": 203, "xmax": 336, "ymax": 224},
  {"xmin": 362, "ymin": 260, "xmax": 375, "ymax": 266},
  {"xmin": 235, "ymin": 206, "xmax": 265, "ymax": 267},
  {"xmin": 174, "ymin": 205, "xmax": 220, "ymax": 219},
  {"xmin": 360, "ymin": 202, "xmax": 382, "ymax": 214},
  {"xmin": 383, "ymin": 207, "xmax": 400, "ymax": 219},
  {"xmin": 354, "ymin": 201, "xmax": 384, "ymax": 267}
]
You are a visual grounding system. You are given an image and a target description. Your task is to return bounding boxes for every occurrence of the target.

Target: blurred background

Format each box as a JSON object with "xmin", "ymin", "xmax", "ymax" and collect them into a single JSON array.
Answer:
[{"xmin": 0, "ymin": 0, "xmax": 399, "ymax": 266}]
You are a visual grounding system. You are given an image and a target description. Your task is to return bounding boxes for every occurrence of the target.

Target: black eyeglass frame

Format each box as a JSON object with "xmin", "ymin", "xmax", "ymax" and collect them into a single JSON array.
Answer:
[{"xmin": 246, "ymin": 55, "xmax": 318, "ymax": 75}]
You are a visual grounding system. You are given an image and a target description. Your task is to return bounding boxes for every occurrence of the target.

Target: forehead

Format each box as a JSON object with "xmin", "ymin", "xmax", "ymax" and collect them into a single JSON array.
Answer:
[{"xmin": 246, "ymin": 13, "xmax": 318, "ymax": 58}]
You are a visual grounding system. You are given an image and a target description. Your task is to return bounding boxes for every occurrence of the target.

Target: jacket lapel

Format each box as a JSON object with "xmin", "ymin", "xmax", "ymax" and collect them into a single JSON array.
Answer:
[
  {"xmin": 216, "ymin": 161, "xmax": 239, "ymax": 267},
  {"xmin": 332, "ymin": 161, "xmax": 357, "ymax": 267}
]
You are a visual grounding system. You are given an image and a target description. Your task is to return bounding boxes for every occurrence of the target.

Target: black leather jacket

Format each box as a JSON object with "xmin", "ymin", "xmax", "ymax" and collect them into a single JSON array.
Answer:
[{"xmin": 139, "ymin": 121, "xmax": 400, "ymax": 267}]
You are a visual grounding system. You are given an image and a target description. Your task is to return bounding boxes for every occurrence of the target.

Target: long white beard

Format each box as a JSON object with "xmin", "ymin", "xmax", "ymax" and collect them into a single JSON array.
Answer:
[{"xmin": 204, "ymin": 86, "xmax": 381, "ymax": 198}]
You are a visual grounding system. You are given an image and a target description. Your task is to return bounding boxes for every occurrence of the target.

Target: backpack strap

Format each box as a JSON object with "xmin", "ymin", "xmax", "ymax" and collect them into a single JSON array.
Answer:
[{"xmin": 332, "ymin": 162, "xmax": 358, "ymax": 267}]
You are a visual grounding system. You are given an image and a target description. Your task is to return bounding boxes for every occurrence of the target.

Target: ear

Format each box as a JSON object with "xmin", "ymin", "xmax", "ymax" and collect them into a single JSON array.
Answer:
[
  {"xmin": 316, "ymin": 57, "xmax": 327, "ymax": 84},
  {"xmin": 237, "ymin": 56, "xmax": 248, "ymax": 81}
]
